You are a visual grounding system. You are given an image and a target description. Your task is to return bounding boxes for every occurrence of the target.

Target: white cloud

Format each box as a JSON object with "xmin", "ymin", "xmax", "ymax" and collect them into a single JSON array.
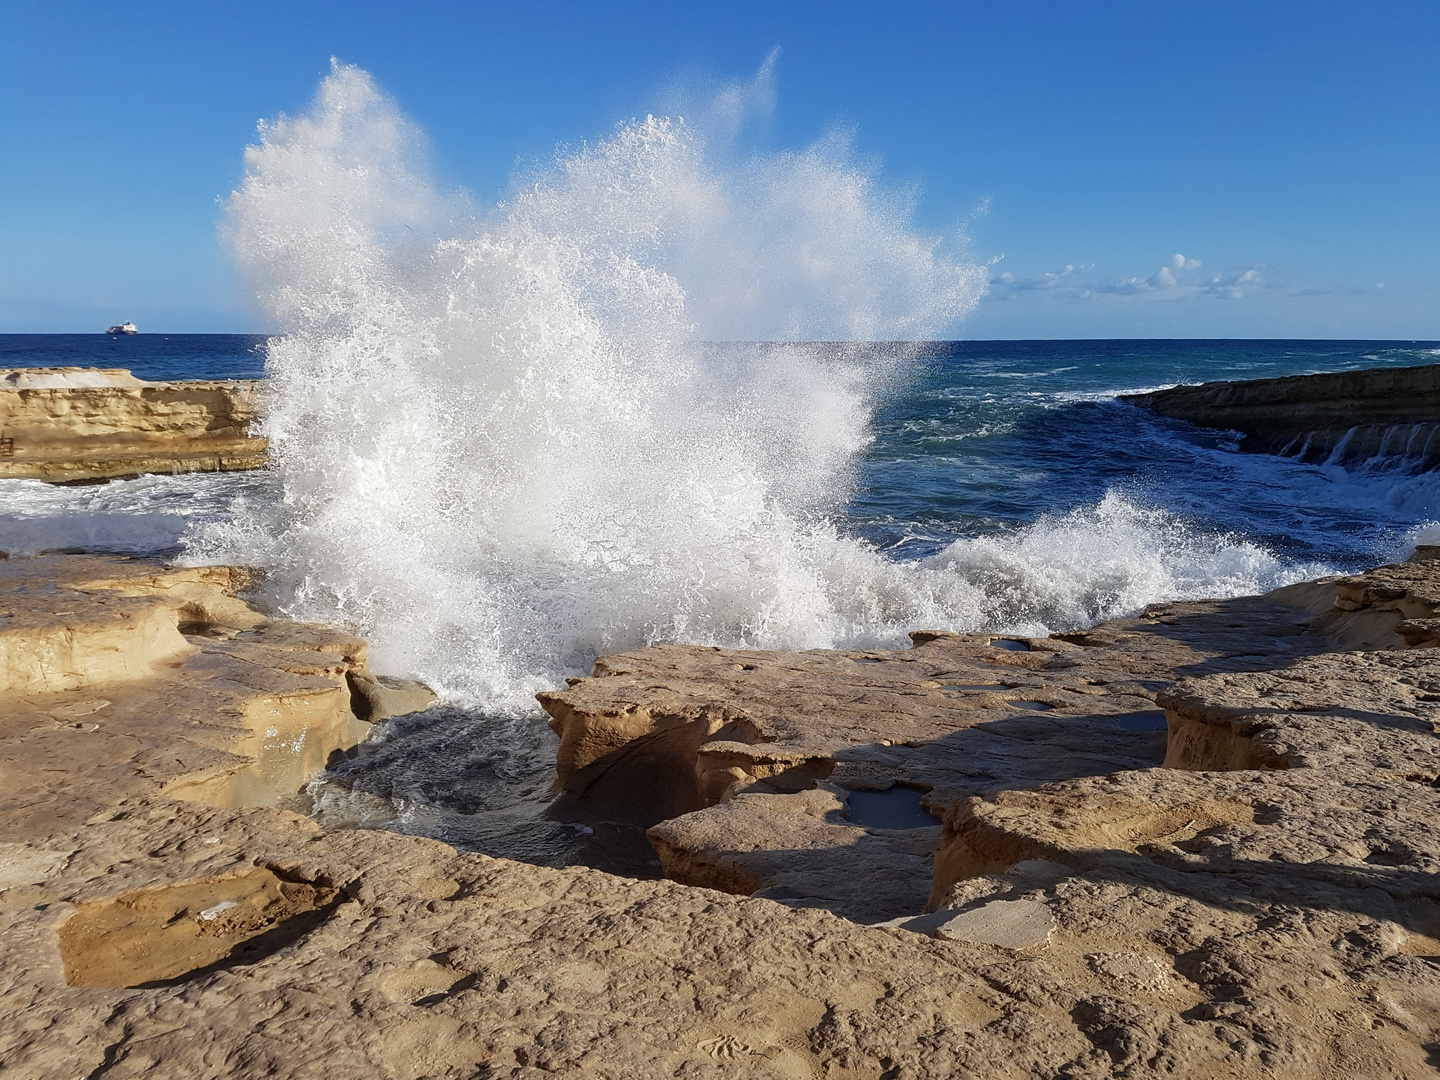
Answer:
[
  {"xmin": 996, "ymin": 262, "xmax": 1094, "ymax": 294},
  {"xmin": 985, "ymin": 253, "xmax": 1312, "ymax": 305}
]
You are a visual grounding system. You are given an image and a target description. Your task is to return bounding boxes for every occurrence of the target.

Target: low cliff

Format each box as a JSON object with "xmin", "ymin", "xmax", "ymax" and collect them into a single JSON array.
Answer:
[
  {"xmin": 1122, "ymin": 361, "xmax": 1440, "ymax": 468},
  {"xmin": 0, "ymin": 367, "xmax": 267, "ymax": 482}
]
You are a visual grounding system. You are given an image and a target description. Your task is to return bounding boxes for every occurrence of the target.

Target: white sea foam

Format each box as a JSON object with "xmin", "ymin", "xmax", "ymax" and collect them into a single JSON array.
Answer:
[
  {"xmin": 187, "ymin": 63, "xmax": 1309, "ymax": 710},
  {"xmin": 919, "ymin": 492, "xmax": 1323, "ymax": 633},
  {"xmin": 1405, "ymin": 520, "xmax": 1440, "ymax": 554},
  {"xmin": 0, "ymin": 473, "xmax": 265, "ymax": 556}
]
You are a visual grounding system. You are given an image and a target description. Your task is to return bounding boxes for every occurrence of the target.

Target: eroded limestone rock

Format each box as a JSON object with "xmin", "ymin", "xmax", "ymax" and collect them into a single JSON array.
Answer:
[
  {"xmin": 0, "ymin": 367, "xmax": 266, "ymax": 483},
  {"xmin": 0, "ymin": 555, "xmax": 421, "ymax": 814},
  {"xmin": 533, "ymin": 553, "xmax": 1440, "ymax": 1073},
  {"xmin": 348, "ymin": 670, "xmax": 440, "ymax": 722},
  {"xmin": 541, "ymin": 588, "xmax": 1353, "ymax": 919},
  {"xmin": 21, "ymin": 556, "xmax": 1424, "ymax": 1077}
]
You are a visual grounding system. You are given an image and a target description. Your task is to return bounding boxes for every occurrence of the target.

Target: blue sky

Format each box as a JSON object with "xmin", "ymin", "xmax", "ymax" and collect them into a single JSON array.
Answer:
[{"xmin": 3, "ymin": 1, "xmax": 1438, "ymax": 338}]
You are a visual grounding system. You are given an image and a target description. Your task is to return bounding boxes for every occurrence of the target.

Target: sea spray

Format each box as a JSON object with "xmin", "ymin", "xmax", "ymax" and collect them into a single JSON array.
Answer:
[
  {"xmin": 188, "ymin": 62, "xmax": 1308, "ymax": 710},
  {"xmin": 920, "ymin": 492, "xmax": 1327, "ymax": 632}
]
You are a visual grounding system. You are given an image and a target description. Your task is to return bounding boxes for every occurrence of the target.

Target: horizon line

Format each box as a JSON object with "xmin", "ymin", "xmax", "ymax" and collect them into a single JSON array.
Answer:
[{"xmin": 3, "ymin": 333, "xmax": 1440, "ymax": 345}]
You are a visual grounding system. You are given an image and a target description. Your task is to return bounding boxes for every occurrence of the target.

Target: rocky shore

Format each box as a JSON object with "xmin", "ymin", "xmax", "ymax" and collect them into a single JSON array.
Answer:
[
  {"xmin": 1122, "ymin": 362, "xmax": 1440, "ymax": 469},
  {"xmin": 5, "ymin": 548, "xmax": 1440, "ymax": 1077},
  {"xmin": 0, "ymin": 367, "xmax": 266, "ymax": 482}
]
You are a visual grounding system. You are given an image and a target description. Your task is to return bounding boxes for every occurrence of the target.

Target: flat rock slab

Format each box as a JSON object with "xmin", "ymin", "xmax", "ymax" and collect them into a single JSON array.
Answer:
[
  {"xmin": 0, "ymin": 842, "xmax": 73, "ymax": 889},
  {"xmin": 935, "ymin": 899, "xmax": 1055, "ymax": 950}
]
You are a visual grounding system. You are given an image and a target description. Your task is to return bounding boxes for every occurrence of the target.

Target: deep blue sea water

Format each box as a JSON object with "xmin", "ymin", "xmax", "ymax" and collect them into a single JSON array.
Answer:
[
  {"xmin": 0, "ymin": 333, "xmax": 268, "ymax": 382},
  {"xmin": 852, "ymin": 339, "xmax": 1440, "ymax": 570}
]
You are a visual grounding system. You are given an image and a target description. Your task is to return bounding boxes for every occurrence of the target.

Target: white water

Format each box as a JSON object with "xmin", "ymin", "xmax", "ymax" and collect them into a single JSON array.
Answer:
[
  {"xmin": 0, "ymin": 472, "xmax": 268, "ymax": 556},
  {"xmin": 186, "ymin": 63, "xmax": 1315, "ymax": 710}
]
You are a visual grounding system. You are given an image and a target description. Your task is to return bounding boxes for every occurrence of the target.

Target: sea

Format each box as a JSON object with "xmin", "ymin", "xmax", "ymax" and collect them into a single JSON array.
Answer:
[
  {"xmin": 4, "ymin": 334, "xmax": 1435, "ymax": 575},
  {"xmin": 3, "ymin": 332, "xmax": 1438, "ymax": 874}
]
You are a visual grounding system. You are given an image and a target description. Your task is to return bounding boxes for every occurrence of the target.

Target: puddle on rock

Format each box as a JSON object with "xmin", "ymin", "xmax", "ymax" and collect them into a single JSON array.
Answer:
[
  {"xmin": 941, "ymin": 682, "xmax": 1009, "ymax": 692},
  {"xmin": 989, "ymin": 639, "xmax": 1031, "ymax": 652},
  {"xmin": 843, "ymin": 787, "xmax": 938, "ymax": 830},
  {"xmin": 301, "ymin": 707, "xmax": 662, "ymax": 879},
  {"xmin": 1007, "ymin": 700, "xmax": 1053, "ymax": 711}
]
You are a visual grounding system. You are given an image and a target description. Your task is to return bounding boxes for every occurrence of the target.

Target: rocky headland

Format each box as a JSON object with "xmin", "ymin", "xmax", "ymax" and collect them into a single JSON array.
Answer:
[
  {"xmin": 1122, "ymin": 363, "xmax": 1440, "ymax": 469},
  {"xmin": 0, "ymin": 367, "xmax": 266, "ymax": 482},
  {"xmin": 6, "ymin": 546, "xmax": 1440, "ymax": 1077}
]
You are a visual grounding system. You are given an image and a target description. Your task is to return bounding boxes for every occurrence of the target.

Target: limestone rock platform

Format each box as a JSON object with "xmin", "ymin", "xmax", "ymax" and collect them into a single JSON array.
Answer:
[
  {"xmin": 1122, "ymin": 362, "xmax": 1440, "ymax": 469},
  {"xmin": 7, "ymin": 551, "xmax": 1440, "ymax": 1076},
  {"xmin": 539, "ymin": 556, "xmax": 1440, "ymax": 1075}
]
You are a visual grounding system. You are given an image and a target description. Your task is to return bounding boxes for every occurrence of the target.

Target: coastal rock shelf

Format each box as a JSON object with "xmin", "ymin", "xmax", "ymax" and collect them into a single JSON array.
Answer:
[
  {"xmin": 0, "ymin": 367, "xmax": 266, "ymax": 482},
  {"xmin": 9, "ymin": 552, "xmax": 1440, "ymax": 1076},
  {"xmin": 1122, "ymin": 362, "xmax": 1440, "ymax": 469},
  {"xmin": 0, "ymin": 555, "xmax": 435, "ymax": 815},
  {"xmin": 537, "ymin": 557, "xmax": 1440, "ymax": 1074},
  {"xmin": 538, "ymin": 582, "xmax": 1355, "ymax": 921}
]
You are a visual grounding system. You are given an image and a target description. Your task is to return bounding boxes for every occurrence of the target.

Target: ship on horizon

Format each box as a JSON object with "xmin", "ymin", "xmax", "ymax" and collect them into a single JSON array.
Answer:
[{"xmin": 105, "ymin": 321, "xmax": 137, "ymax": 335}]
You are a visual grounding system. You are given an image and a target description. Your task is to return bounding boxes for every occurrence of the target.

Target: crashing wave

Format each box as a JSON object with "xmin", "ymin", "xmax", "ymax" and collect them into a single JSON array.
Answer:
[{"xmin": 187, "ymin": 63, "xmax": 1307, "ymax": 710}]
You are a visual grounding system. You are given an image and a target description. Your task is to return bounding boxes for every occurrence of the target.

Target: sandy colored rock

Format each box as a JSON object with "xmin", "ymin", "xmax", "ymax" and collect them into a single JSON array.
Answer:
[
  {"xmin": 1, "ymin": 367, "xmax": 145, "ymax": 389},
  {"xmin": 11, "ymin": 550, "xmax": 1440, "ymax": 1076},
  {"xmin": 0, "ymin": 842, "xmax": 73, "ymax": 889},
  {"xmin": 348, "ymin": 670, "xmax": 440, "ymax": 722},
  {"xmin": 0, "ymin": 367, "xmax": 266, "ymax": 482},
  {"xmin": 543, "ymin": 585, "xmax": 1361, "ymax": 918},
  {"xmin": 58, "ymin": 864, "xmax": 340, "ymax": 989},
  {"xmin": 0, "ymin": 554, "xmax": 1325, "ymax": 1080},
  {"xmin": 934, "ymin": 898, "xmax": 1055, "ymax": 950},
  {"xmin": 536, "ymin": 552, "xmax": 1440, "ymax": 1074},
  {"xmin": 0, "ymin": 555, "xmax": 402, "ymax": 816}
]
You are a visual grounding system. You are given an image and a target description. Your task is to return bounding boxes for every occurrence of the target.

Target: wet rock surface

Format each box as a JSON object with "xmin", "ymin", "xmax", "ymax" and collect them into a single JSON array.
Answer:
[{"xmin": 1121, "ymin": 362, "xmax": 1440, "ymax": 469}]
